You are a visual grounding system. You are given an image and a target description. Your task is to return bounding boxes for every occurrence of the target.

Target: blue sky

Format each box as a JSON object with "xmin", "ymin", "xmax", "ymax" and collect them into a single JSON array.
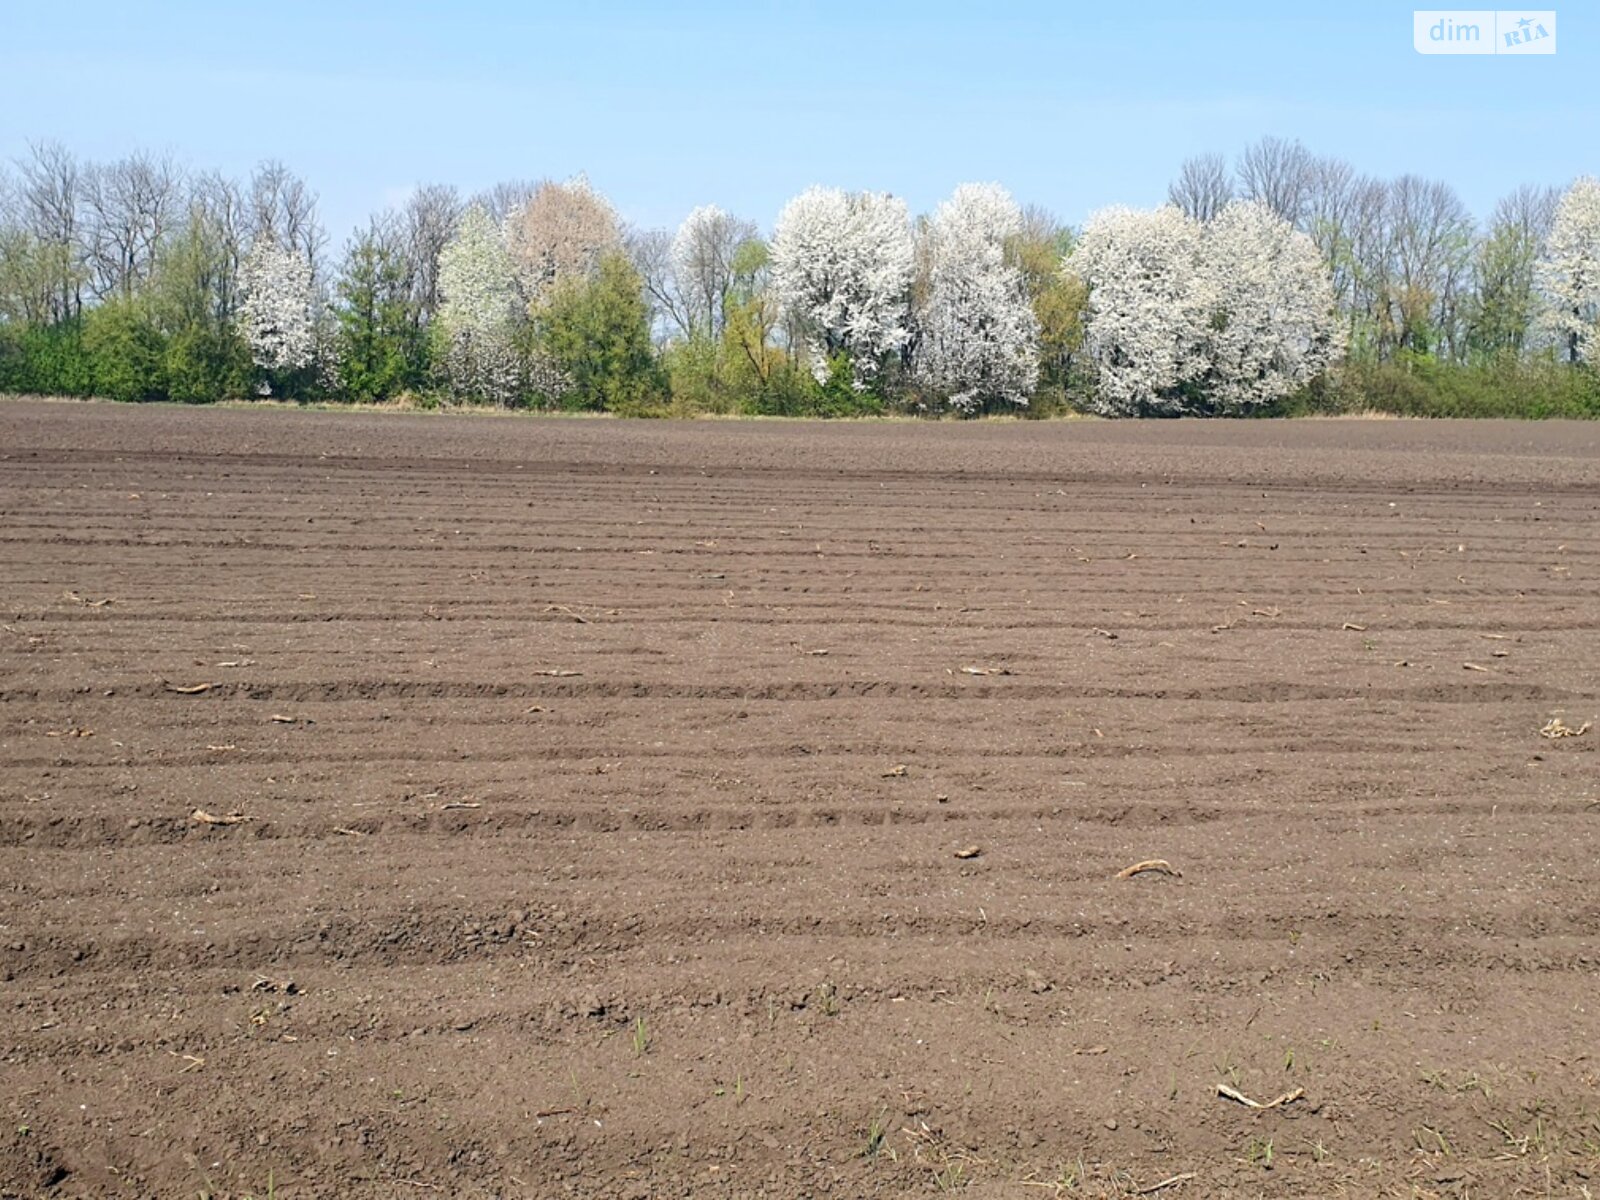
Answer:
[{"xmin": 3, "ymin": 1, "xmax": 1594, "ymax": 243}]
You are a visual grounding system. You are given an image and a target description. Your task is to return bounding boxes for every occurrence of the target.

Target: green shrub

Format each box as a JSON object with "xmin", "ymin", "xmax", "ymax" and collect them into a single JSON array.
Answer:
[
  {"xmin": 664, "ymin": 336, "xmax": 740, "ymax": 416},
  {"xmin": 813, "ymin": 353, "xmax": 887, "ymax": 417},
  {"xmin": 164, "ymin": 325, "xmax": 253, "ymax": 403},
  {"xmin": 539, "ymin": 253, "xmax": 666, "ymax": 413},
  {"xmin": 1273, "ymin": 357, "xmax": 1600, "ymax": 419},
  {"xmin": 84, "ymin": 300, "xmax": 168, "ymax": 402},
  {"xmin": 0, "ymin": 320, "xmax": 96, "ymax": 396},
  {"xmin": 738, "ymin": 359, "xmax": 822, "ymax": 416}
]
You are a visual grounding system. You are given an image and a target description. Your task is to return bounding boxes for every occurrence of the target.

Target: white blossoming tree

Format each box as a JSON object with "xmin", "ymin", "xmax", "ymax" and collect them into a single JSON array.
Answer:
[
  {"xmin": 1066, "ymin": 204, "xmax": 1210, "ymax": 416},
  {"xmin": 913, "ymin": 182, "xmax": 1039, "ymax": 412},
  {"xmin": 1535, "ymin": 176, "xmax": 1600, "ymax": 364},
  {"xmin": 435, "ymin": 204, "xmax": 522, "ymax": 405},
  {"xmin": 237, "ymin": 238, "xmax": 316, "ymax": 390},
  {"xmin": 1195, "ymin": 200, "xmax": 1343, "ymax": 411},
  {"xmin": 770, "ymin": 186, "xmax": 914, "ymax": 388},
  {"xmin": 1067, "ymin": 201, "xmax": 1340, "ymax": 415}
]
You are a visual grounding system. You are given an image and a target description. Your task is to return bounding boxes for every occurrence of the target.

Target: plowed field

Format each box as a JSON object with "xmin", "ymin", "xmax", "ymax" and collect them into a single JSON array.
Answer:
[{"xmin": 3, "ymin": 401, "xmax": 1599, "ymax": 1198}]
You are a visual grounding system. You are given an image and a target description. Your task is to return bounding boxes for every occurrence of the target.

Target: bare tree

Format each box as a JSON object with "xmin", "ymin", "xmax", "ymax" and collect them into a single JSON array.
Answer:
[
  {"xmin": 474, "ymin": 179, "xmax": 539, "ymax": 226},
  {"xmin": 671, "ymin": 205, "xmax": 758, "ymax": 340},
  {"xmin": 1301, "ymin": 156, "xmax": 1355, "ymax": 248},
  {"xmin": 1336, "ymin": 176, "xmax": 1392, "ymax": 354},
  {"xmin": 1470, "ymin": 183, "xmax": 1561, "ymax": 358},
  {"xmin": 83, "ymin": 152, "xmax": 184, "ymax": 301},
  {"xmin": 0, "ymin": 163, "xmax": 57, "ymax": 325},
  {"xmin": 249, "ymin": 161, "xmax": 324, "ymax": 268},
  {"xmin": 400, "ymin": 183, "xmax": 463, "ymax": 329},
  {"xmin": 186, "ymin": 171, "xmax": 250, "ymax": 322},
  {"xmin": 1386, "ymin": 175, "xmax": 1475, "ymax": 359},
  {"xmin": 13, "ymin": 140, "xmax": 86, "ymax": 322},
  {"xmin": 626, "ymin": 226, "xmax": 692, "ymax": 343},
  {"xmin": 1016, "ymin": 203, "xmax": 1069, "ymax": 246},
  {"xmin": 0, "ymin": 163, "xmax": 11, "ymax": 219},
  {"xmin": 1295, "ymin": 155, "xmax": 1359, "ymax": 317},
  {"xmin": 1236, "ymin": 136, "xmax": 1315, "ymax": 225},
  {"xmin": 1492, "ymin": 183, "xmax": 1560, "ymax": 246},
  {"xmin": 1168, "ymin": 153, "xmax": 1233, "ymax": 222}
]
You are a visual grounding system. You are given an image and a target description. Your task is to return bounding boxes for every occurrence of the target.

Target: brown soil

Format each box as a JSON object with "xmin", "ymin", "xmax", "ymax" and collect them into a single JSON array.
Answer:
[{"xmin": 3, "ymin": 400, "xmax": 1599, "ymax": 1199}]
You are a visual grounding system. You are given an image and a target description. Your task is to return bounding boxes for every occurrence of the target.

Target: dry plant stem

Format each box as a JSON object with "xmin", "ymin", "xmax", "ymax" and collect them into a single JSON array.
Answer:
[
  {"xmin": 1117, "ymin": 859, "xmax": 1181, "ymax": 879},
  {"xmin": 1540, "ymin": 717, "xmax": 1591, "ymax": 739},
  {"xmin": 1135, "ymin": 1174, "xmax": 1199, "ymax": 1195},
  {"xmin": 1216, "ymin": 1083, "xmax": 1304, "ymax": 1110}
]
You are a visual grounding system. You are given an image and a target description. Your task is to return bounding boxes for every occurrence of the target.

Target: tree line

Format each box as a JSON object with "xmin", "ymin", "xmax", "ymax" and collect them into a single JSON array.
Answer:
[{"xmin": 1, "ymin": 137, "xmax": 1597, "ymax": 417}]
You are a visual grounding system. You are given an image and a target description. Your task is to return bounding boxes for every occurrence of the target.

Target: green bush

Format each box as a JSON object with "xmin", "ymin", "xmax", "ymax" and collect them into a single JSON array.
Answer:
[
  {"xmin": 1018, "ymin": 383, "xmax": 1081, "ymax": 418},
  {"xmin": 812, "ymin": 353, "xmax": 887, "ymax": 417},
  {"xmin": 84, "ymin": 300, "xmax": 167, "ymax": 402},
  {"xmin": 1, "ymin": 308, "xmax": 254, "ymax": 404},
  {"xmin": 539, "ymin": 253, "xmax": 666, "ymax": 414},
  {"xmin": 1273, "ymin": 357, "xmax": 1600, "ymax": 419},
  {"xmin": 164, "ymin": 325, "xmax": 253, "ymax": 403},
  {"xmin": 738, "ymin": 359, "xmax": 823, "ymax": 416},
  {"xmin": 0, "ymin": 320, "xmax": 96, "ymax": 396},
  {"xmin": 663, "ymin": 336, "xmax": 739, "ymax": 416}
]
